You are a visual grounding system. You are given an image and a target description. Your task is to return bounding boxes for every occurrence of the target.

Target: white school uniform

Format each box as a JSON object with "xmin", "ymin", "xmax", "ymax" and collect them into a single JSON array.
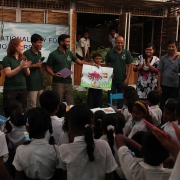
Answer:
[
  {"xmin": 0, "ymin": 131, "xmax": 8, "ymax": 163},
  {"xmin": 57, "ymin": 132, "xmax": 69, "ymax": 146},
  {"xmin": 123, "ymin": 119, "xmax": 133, "ymax": 135},
  {"xmin": 100, "ymin": 134, "xmax": 125, "ymax": 179},
  {"xmin": 45, "ymin": 116, "xmax": 63, "ymax": 144},
  {"xmin": 169, "ymin": 151, "xmax": 180, "ymax": 180},
  {"xmin": 118, "ymin": 146, "xmax": 172, "ymax": 180},
  {"xmin": 6, "ymin": 124, "xmax": 26, "ymax": 150},
  {"xmin": 121, "ymin": 105, "xmax": 132, "ymax": 122},
  {"xmin": 59, "ymin": 136, "xmax": 118, "ymax": 180},
  {"xmin": 128, "ymin": 119, "xmax": 147, "ymax": 138},
  {"xmin": 13, "ymin": 138, "xmax": 60, "ymax": 179},
  {"xmin": 79, "ymin": 37, "xmax": 90, "ymax": 56},
  {"xmin": 161, "ymin": 121, "xmax": 180, "ymax": 141},
  {"xmin": 149, "ymin": 105, "xmax": 162, "ymax": 126}
]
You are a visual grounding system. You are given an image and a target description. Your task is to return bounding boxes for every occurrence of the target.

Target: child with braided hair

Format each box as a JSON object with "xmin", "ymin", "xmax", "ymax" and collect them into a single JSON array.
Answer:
[
  {"xmin": 12, "ymin": 107, "xmax": 61, "ymax": 180},
  {"xmin": 58, "ymin": 105, "xmax": 117, "ymax": 180}
]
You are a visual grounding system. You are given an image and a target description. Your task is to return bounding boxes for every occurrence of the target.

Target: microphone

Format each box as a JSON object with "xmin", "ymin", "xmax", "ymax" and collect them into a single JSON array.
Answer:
[{"xmin": 39, "ymin": 57, "xmax": 45, "ymax": 62}]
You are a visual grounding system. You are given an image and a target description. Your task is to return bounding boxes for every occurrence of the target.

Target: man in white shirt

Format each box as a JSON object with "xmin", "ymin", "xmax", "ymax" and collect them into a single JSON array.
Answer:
[
  {"xmin": 115, "ymin": 132, "xmax": 172, "ymax": 180},
  {"xmin": 76, "ymin": 32, "xmax": 83, "ymax": 60},
  {"xmin": 79, "ymin": 30, "xmax": 90, "ymax": 61},
  {"xmin": 39, "ymin": 90, "xmax": 63, "ymax": 144},
  {"xmin": 109, "ymin": 27, "xmax": 119, "ymax": 48}
]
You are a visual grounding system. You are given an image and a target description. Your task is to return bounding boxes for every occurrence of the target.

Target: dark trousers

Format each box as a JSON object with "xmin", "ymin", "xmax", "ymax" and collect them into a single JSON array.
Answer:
[
  {"xmin": 3, "ymin": 89, "xmax": 27, "ymax": 113},
  {"xmin": 111, "ymin": 82, "xmax": 124, "ymax": 109},
  {"xmin": 87, "ymin": 88, "xmax": 102, "ymax": 109},
  {"xmin": 160, "ymin": 85, "xmax": 179, "ymax": 111}
]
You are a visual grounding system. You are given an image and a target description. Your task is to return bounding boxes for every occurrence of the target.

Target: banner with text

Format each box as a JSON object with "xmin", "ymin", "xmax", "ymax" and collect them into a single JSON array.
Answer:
[{"xmin": 0, "ymin": 22, "xmax": 70, "ymax": 61}]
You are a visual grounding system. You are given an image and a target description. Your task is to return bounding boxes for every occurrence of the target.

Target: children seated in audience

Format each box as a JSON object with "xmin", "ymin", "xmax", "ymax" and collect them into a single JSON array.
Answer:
[
  {"xmin": 147, "ymin": 90, "xmax": 162, "ymax": 126},
  {"xmin": 4, "ymin": 108, "xmax": 26, "ymax": 150},
  {"xmin": 162, "ymin": 100, "xmax": 180, "ymax": 141},
  {"xmin": 128, "ymin": 100, "xmax": 151, "ymax": 138},
  {"xmin": 39, "ymin": 90, "xmax": 63, "ymax": 144},
  {"xmin": 124, "ymin": 97, "xmax": 139, "ymax": 136},
  {"xmin": 4, "ymin": 100, "xmax": 23, "ymax": 118},
  {"xmin": 58, "ymin": 105, "xmax": 118, "ymax": 180},
  {"xmin": 115, "ymin": 132, "xmax": 172, "ymax": 180},
  {"xmin": 93, "ymin": 110, "xmax": 106, "ymax": 139},
  {"xmin": 115, "ymin": 113, "xmax": 126, "ymax": 135},
  {"xmin": 0, "ymin": 130, "xmax": 13, "ymax": 180},
  {"xmin": 58, "ymin": 112, "xmax": 74, "ymax": 145},
  {"xmin": 13, "ymin": 107, "xmax": 60, "ymax": 180},
  {"xmin": 100, "ymin": 114, "xmax": 124, "ymax": 180},
  {"xmin": 131, "ymin": 131, "xmax": 146, "ymax": 159},
  {"xmin": 122, "ymin": 86, "xmax": 138, "ymax": 122},
  {"xmin": 161, "ymin": 99, "xmax": 178, "ymax": 134},
  {"xmin": 56, "ymin": 102, "xmax": 66, "ymax": 119}
]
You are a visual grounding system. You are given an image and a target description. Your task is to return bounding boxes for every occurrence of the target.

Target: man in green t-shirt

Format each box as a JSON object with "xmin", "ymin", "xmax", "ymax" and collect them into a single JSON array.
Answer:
[
  {"xmin": 24, "ymin": 34, "xmax": 43, "ymax": 111},
  {"xmin": 46, "ymin": 34, "xmax": 98, "ymax": 105},
  {"xmin": 105, "ymin": 36, "xmax": 133, "ymax": 109}
]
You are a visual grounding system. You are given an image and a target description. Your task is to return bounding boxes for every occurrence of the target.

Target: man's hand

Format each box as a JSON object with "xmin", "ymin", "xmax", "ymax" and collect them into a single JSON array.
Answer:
[
  {"xmin": 173, "ymin": 52, "xmax": 180, "ymax": 59},
  {"xmin": 34, "ymin": 62, "xmax": 43, "ymax": 68},
  {"xmin": 111, "ymin": 73, "xmax": 114, "ymax": 78},
  {"xmin": 124, "ymin": 78, "xmax": 129, "ymax": 86},
  {"xmin": 53, "ymin": 72, "xmax": 61, "ymax": 78}
]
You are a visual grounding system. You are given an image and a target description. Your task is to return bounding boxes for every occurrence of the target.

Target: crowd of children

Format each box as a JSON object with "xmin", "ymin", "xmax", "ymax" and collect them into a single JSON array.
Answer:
[{"xmin": 1, "ymin": 87, "xmax": 180, "ymax": 180}]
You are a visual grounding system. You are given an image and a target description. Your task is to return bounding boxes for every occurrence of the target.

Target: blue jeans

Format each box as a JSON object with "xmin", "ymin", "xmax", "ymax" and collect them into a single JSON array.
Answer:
[{"xmin": 111, "ymin": 82, "xmax": 124, "ymax": 109}]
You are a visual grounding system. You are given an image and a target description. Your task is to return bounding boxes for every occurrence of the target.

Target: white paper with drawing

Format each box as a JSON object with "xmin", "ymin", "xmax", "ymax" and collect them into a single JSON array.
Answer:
[{"xmin": 80, "ymin": 65, "xmax": 113, "ymax": 90}]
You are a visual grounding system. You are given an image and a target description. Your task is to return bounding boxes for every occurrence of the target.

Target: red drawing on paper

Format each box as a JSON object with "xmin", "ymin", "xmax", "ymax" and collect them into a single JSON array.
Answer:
[{"xmin": 88, "ymin": 71, "xmax": 102, "ymax": 81}]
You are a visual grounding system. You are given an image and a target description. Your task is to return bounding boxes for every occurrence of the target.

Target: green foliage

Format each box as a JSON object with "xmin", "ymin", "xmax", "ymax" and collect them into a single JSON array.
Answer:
[{"xmin": 90, "ymin": 46, "xmax": 111, "ymax": 62}]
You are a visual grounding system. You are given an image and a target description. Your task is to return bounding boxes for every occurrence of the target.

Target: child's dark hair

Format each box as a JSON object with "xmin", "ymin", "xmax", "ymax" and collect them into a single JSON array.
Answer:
[
  {"xmin": 147, "ymin": 90, "xmax": 160, "ymax": 106},
  {"xmin": 142, "ymin": 131, "xmax": 169, "ymax": 166},
  {"xmin": 131, "ymin": 131, "xmax": 146, "ymax": 158},
  {"xmin": 123, "ymin": 86, "xmax": 136, "ymax": 96},
  {"xmin": 124, "ymin": 90, "xmax": 138, "ymax": 106},
  {"xmin": 93, "ymin": 110, "xmax": 106, "ymax": 139},
  {"xmin": 115, "ymin": 113, "xmax": 126, "ymax": 135},
  {"xmin": 165, "ymin": 99, "xmax": 178, "ymax": 112},
  {"xmin": 4, "ymin": 108, "xmax": 25, "ymax": 134},
  {"xmin": 62, "ymin": 112, "xmax": 69, "ymax": 133},
  {"xmin": 68, "ymin": 105, "xmax": 94, "ymax": 161},
  {"xmin": 4, "ymin": 100, "xmax": 23, "ymax": 117},
  {"xmin": 83, "ymin": 29, "xmax": 89, "ymax": 34},
  {"xmin": 39, "ymin": 90, "xmax": 60, "ymax": 114},
  {"xmin": 31, "ymin": 33, "xmax": 43, "ymax": 43},
  {"xmin": 133, "ymin": 100, "xmax": 152, "ymax": 124},
  {"xmin": 56, "ymin": 103, "xmax": 66, "ymax": 118},
  {"xmin": 24, "ymin": 107, "xmax": 55, "ymax": 145},
  {"xmin": 128, "ymin": 97, "xmax": 139, "ymax": 113},
  {"xmin": 92, "ymin": 52, "xmax": 102, "ymax": 60},
  {"xmin": 102, "ymin": 114, "xmax": 118, "ymax": 156}
]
